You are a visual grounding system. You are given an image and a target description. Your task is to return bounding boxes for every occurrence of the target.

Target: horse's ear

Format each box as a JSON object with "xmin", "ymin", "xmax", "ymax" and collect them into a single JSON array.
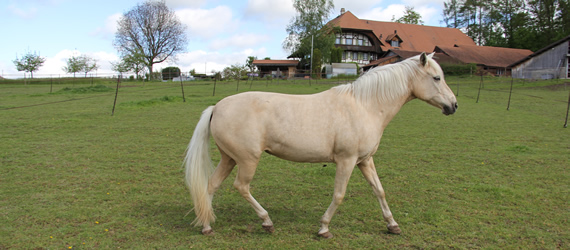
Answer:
[{"xmin": 420, "ymin": 52, "xmax": 428, "ymax": 67}]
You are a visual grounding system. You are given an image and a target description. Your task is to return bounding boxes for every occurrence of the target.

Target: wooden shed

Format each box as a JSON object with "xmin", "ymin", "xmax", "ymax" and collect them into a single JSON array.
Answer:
[{"xmin": 509, "ymin": 35, "xmax": 570, "ymax": 80}]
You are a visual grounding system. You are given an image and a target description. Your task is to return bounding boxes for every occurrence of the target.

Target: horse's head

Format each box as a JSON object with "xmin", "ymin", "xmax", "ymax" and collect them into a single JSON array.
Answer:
[{"xmin": 411, "ymin": 52, "xmax": 458, "ymax": 115}]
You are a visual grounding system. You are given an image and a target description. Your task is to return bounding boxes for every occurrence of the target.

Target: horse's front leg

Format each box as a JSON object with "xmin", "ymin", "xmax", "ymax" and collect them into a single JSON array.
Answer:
[
  {"xmin": 318, "ymin": 157, "xmax": 357, "ymax": 239},
  {"xmin": 357, "ymin": 157, "xmax": 401, "ymax": 234}
]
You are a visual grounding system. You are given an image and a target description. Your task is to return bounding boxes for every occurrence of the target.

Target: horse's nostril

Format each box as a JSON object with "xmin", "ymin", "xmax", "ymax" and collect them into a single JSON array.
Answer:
[{"xmin": 454, "ymin": 103, "xmax": 458, "ymax": 109}]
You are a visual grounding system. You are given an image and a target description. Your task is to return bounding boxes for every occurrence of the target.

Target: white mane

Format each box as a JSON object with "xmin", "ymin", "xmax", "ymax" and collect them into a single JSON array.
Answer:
[{"xmin": 333, "ymin": 55, "xmax": 427, "ymax": 104}]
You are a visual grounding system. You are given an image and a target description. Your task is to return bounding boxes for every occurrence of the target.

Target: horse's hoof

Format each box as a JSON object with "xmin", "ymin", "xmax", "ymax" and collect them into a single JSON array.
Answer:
[
  {"xmin": 262, "ymin": 225, "xmax": 275, "ymax": 233},
  {"xmin": 387, "ymin": 225, "xmax": 401, "ymax": 234},
  {"xmin": 318, "ymin": 231, "xmax": 334, "ymax": 239},
  {"xmin": 202, "ymin": 229, "xmax": 214, "ymax": 235}
]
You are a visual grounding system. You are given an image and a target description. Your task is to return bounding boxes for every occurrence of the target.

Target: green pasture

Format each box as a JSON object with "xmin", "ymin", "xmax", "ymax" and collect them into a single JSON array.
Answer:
[{"xmin": 1, "ymin": 77, "xmax": 568, "ymax": 248}]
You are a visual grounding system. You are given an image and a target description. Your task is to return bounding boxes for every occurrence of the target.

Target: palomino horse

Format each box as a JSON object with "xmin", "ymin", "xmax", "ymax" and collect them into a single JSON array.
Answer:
[{"xmin": 184, "ymin": 52, "xmax": 457, "ymax": 238}]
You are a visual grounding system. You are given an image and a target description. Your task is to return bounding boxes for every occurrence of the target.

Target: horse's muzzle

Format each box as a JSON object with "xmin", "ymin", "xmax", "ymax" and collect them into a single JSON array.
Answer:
[{"xmin": 442, "ymin": 102, "xmax": 458, "ymax": 115}]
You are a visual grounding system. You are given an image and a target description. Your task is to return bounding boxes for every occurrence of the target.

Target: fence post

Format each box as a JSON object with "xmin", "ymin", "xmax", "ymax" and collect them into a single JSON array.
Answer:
[
  {"xmin": 212, "ymin": 78, "xmax": 217, "ymax": 96},
  {"xmin": 564, "ymin": 87, "xmax": 570, "ymax": 128},
  {"xmin": 476, "ymin": 74, "xmax": 483, "ymax": 103},
  {"xmin": 507, "ymin": 77, "xmax": 514, "ymax": 110},
  {"xmin": 236, "ymin": 79, "xmax": 240, "ymax": 92},
  {"xmin": 456, "ymin": 82, "xmax": 459, "ymax": 96},
  {"xmin": 50, "ymin": 75, "xmax": 53, "ymax": 93},
  {"xmin": 111, "ymin": 76, "xmax": 121, "ymax": 116},
  {"xmin": 180, "ymin": 75, "xmax": 186, "ymax": 102}
]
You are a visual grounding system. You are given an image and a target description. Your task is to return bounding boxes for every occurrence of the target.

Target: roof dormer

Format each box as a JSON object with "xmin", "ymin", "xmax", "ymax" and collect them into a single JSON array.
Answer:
[{"xmin": 385, "ymin": 30, "xmax": 403, "ymax": 48}]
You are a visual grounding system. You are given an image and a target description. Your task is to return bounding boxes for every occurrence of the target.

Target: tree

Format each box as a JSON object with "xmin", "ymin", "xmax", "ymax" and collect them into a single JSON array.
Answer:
[
  {"xmin": 283, "ymin": 0, "xmax": 335, "ymax": 67},
  {"xmin": 443, "ymin": 0, "xmax": 464, "ymax": 28},
  {"xmin": 442, "ymin": 0, "xmax": 570, "ymax": 50},
  {"xmin": 392, "ymin": 6, "xmax": 425, "ymax": 25},
  {"xmin": 122, "ymin": 49, "xmax": 147, "ymax": 80},
  {"xmin": 63, "ymin": 55, "xmax": 84, "ymax": 77},
  {"xmin": 111, "ymin": 60, "xmax": 131, "ymax": 77},
  {"xmin": 81, "ymin": 56, "xmax": 99, "ymax": 77},
  {"xmin": 162, "ymin": 66, "xmax": 180, "ymax": 80},
  {"xmin": 222, "ymin": 64, "xmax": 247, "ymax": 80},
  {"xmin": 246, "ymin": 56, "xmax": 257, "ymax": 75},
  {"xmin": 312, "ymin": 48, "xmax": 322, "ymax": 79},
  {"xmin": 330, "ymin": 47, "xmax": 343, "ymax": 63},
  {"xmin": 63, "ymin": 55, "xmax": 98, "ymax": 77},
  {"xmin": 13, "ymin": 51, "xmax": 46, "ymax": 78},
  {"xmin": 114, "ymin": 0, "xmax": 188, "ymax": 80}
]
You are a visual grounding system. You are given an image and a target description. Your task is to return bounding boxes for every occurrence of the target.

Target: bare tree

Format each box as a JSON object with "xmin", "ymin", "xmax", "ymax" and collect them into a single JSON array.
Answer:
[{"xmin": 114, "ymin": 0, "xmax": 187, "ymax": 80}]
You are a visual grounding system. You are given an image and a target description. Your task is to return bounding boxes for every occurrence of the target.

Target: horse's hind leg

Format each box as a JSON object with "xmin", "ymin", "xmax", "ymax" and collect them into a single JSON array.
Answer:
[
  {"xmin": 357, "ymin": 157, "xmax": 400, "ymax": 234},
  {"xmin": 233, "ymin": 159, "xmax": 274, "ymax": 233},
  {"xmin": 202, "ymin": 149, "xmax": 236, "ymax": 235}
]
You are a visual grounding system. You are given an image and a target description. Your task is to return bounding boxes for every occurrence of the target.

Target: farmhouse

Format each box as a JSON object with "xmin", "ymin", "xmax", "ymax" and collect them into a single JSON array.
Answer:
[
  {"xmin": 509, "ymin": 35, "xmax": 570, "ymax": 79},
  {"xmin": 327, "ymin": 9, "xmax": 534, "ymax": 77},
  {"xmin": 362, "ymin": 49, "xmax": 463, "ymax": 71},
  {"xmin": 327, "ymin": 9, "xmax": 475, "ymax": 66}
]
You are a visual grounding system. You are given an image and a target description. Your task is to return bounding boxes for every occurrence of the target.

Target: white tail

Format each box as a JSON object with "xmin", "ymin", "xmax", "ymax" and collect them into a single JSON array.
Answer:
[{"xmin": 184, "ymin": 106, "xmax": 215, "ymax": 226}]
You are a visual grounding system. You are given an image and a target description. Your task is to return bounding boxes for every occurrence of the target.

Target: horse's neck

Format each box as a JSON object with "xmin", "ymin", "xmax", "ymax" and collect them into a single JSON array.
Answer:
[{"xmin": 361, "ymin": 87, "xmax": 414, "ymax": 130}]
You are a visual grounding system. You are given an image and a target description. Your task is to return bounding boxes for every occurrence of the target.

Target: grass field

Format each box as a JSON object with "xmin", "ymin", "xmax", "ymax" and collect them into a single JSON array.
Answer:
[{"xmin": 1, "ymin": 76, "xmax": 568, "ymax": 248}]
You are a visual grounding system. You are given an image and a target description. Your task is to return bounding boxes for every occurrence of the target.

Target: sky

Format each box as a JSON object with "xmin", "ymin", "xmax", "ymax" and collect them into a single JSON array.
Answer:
[{"xmin": 0, "ymin": 0, "xmax": 449, "ymax": 78}]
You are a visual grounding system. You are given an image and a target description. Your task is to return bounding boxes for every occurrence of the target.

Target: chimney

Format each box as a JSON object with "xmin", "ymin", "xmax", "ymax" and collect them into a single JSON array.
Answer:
[
  {"xmin": 341, "ymin": 8, "xmax": 345, "ymax": 15},
  {"xmin": 394, "ymin": 30, "xmax": 397, "ymax": 34}
]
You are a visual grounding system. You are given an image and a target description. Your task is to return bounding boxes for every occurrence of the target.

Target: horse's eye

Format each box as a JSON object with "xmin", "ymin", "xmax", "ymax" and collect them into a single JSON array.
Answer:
[{"xmin": 433, "ymin": 76, "xmax": 441, "ymax": 81}]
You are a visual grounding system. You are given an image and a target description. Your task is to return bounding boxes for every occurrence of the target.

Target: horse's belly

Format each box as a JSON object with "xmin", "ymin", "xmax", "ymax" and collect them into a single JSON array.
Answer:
[{"xmin": 264, "ymin": 142, "xmax": 334, "ymax": 163}]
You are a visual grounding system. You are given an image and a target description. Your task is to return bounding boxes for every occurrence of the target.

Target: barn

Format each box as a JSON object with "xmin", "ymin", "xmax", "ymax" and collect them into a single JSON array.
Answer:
[
  {"xmin": 434, "ymin": 44, "xmax": 533, "ymax": 76},
  {"xmin": 509, "ymin": 35, "xmax": 570, "ymax": 80},
  {"xmin": 252, "ymin": 60, "xmax": 299, "ymax": 79}
]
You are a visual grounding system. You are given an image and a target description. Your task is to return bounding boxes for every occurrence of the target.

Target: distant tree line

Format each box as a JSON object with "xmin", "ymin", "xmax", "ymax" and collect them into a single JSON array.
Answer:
[{"xmin": 442, "ymin": 0, "xmax": 570, "ymax": 51}]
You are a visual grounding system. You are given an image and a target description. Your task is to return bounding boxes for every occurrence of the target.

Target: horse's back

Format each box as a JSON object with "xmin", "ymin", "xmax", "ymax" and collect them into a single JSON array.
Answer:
[{"xmin": 210, "ymin": 90, "xmax": 363, "ymax": 163}]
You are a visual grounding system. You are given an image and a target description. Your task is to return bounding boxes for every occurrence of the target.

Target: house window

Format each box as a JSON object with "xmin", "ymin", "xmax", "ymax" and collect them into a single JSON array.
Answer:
[
  {"xmin": 363, "ymin": 53, "xmax": 368, "ymax": 61},
  {"xmin": 391, "ymin": 40, "xmax": 400, "ymax": 47},
  {"xmin": 346, "ymin": 51, "xmax": 352, "ymax": 61},
  {"xmin": 352, "ymin": 52, "xmax": 358, "ymax": 60},
  {"xmin": 346, "ymin": 34, "xmax": 353, "ymax": 46},
  {"xmin": 335, "ymin": 34, "xmax": 341, "ymax": 45},
  {"xmin": 342, "ymin": 51, "xmax": 346, "ymax": 60}
]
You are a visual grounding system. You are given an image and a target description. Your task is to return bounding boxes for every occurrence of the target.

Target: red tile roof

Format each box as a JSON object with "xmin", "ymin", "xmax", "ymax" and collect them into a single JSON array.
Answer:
[
  {"xmin": 327, "ymin": 11, "xmax": 476, "ymax": 52},
  {"xmin": 253, "ymin": 60, "xmax": 299, "ymax": 66},
  {"xmin": 435, "ymin": 45, "xmax": 533, "ymax": 68}
]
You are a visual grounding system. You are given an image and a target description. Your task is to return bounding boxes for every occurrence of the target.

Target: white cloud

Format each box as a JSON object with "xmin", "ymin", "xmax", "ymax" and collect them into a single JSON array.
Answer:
[
  {"xmin": 177, "ymin": 6, "xmax": 237, "ymax": 39},
  {"xmin": 165, "ymin": 0, "xmax": 207, "ymax": 9},
  {"xmin": 91, "ymin": 13, "xmax": 122, "ymax": 39},
  {"xmin": 245, "ymin": 0, "xmax": 295, "ymax": 23},
  {"xmin": 333, "ymin": 0, "xmax": 385, "ymax": 16},
  {"xmin": 344, "ymin": 1, "xmax": 443, "ymax": 26},
  {"xmin": 359, "ymin": 4, "xmax": 406, "ymax": 22},
  {"xmin": 157, "ymin": 47, "xmax": 267, "ymax": 74},
  {"xmin": 415, "ymin": 6, "xmax": 440, "ymax": 25},
  {"xmin": 403, "ymin": 0, "xmax": 444, "ymax": 7},
  {"xmin": 208, "ymin": 33, "xmax": 271, "ymax": 50},
  {"xmin": 8, "ymin": 4, "xmax": 38, "ymax": 19}
]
